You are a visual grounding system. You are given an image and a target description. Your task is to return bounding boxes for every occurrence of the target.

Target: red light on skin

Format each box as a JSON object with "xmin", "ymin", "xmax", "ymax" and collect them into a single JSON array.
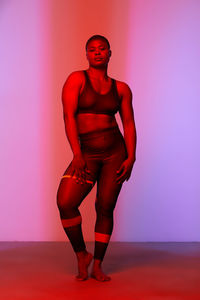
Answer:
[{"xmin": 86, "ymin": 39, "xmax": 111, "ymax": 67}]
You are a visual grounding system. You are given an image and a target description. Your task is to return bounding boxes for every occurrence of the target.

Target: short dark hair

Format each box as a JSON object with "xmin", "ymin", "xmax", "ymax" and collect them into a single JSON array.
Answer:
[{"xmin": 85, "ymin": 35, "xmax": 110, "ymax": 50}]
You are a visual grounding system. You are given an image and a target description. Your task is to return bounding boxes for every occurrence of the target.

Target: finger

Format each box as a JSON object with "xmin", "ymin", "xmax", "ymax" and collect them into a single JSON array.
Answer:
[
  {"xmin": 78, "ymin": 170, "xmax": 84, "ymax": 184},
  {"xmin": 116, "ymin": 171, "xmax": 127, "ymax": 183},
  {"xmin": 81, "ymin": 170, "xmax": 86, "ymax": 181},
  {"xmin": 79, "ymin": 178, "xmax": 84, "ymax": 184},
  {"xmin": 85, "ymin": 167, "xmax": 91, "ymax": 174},
  {"xmin": 117, "ymin": 168, "xmax": 126, "ymax": 178},
  {"xmin": 117, "ymin": 176, "xmax": 126, "ymax": 184},
  {"xmin": 116, "ymin": 177, "xmax": 125, "ymax": 184},
  {"xmin": 76, "ymin": 173, "xmax": 83, "ymax": 184},
  {"xmin": 80, "ymin": 170, "xmax": 86, "ymax": 184},
  {"xmin": 116, "ymin": 165, "xmax": 124, "ymax": 175},
  {"xmin": 74, "ymin": 169, "xmax": 81, "ymax": 183},
  {"xmin": 116, "ymin": 176, "xmax": 125, "ymax": 184},
  {"xmin": 79, "ymin": 169, "xmax": 86, "ymax": 184},
  {"xmin": 82, "ymin": 168, "xmax": 87, "ymax": 182}
]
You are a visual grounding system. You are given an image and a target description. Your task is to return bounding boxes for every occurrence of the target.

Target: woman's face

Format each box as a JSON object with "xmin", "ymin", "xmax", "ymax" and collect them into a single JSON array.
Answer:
[{"xmin": 86, "ymin": 39, "xmax": 111, "ymax": 67}]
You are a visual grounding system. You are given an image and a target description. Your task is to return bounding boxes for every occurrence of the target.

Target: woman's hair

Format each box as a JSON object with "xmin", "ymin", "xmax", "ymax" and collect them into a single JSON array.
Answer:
[{"xmin": 85, "ymin": 35, "xmax": 110, "ymax": 50}]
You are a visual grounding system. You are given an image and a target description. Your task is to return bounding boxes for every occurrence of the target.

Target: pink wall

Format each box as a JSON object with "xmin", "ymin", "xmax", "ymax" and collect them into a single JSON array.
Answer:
[{"xmin": 0, "ymin": 0, "xmax": 199, "ymax": 241}]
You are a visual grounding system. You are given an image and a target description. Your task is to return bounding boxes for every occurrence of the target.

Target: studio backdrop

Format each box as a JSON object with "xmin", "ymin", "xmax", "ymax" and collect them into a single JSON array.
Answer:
[{"xmin": 0, "ymin": 0, "xmax": 199, "ymax": 241}]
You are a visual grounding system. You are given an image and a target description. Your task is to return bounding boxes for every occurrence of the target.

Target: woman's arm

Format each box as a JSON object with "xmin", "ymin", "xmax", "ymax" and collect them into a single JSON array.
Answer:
[
  {"xmin": 116, "ymin": 81, "xmax": 137, "ymax": 184},
  {"xmin": 62, "ymin": 71, "xmax": 90, "ymax": 183},
  {"xmin": 62, "ymin": 71, "xmax": 82, "ymax": 156},
  {"xmin": 119, "ymin": 82, "xmax": 137, "ymax": 162}
]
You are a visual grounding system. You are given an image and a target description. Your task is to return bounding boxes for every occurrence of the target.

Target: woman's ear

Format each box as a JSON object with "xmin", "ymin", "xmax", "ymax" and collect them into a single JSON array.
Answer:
[{"xmin": 109, "ymin": 50, "xmax": 112, "ymax": 57}]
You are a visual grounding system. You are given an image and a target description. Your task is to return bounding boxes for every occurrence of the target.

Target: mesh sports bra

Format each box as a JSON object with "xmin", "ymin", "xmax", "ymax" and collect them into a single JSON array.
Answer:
[{"xmin": 76, "ymin": 70, "xmax": 121, "ymax": 116}]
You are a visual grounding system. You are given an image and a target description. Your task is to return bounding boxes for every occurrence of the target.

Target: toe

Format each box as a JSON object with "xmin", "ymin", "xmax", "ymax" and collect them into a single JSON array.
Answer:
[
  {"xmin": 105, "ymin": 276, "xmax": 111, "ymax": 281},
  {"xmin": 76, "ymin": 274, "xmax": 88, "ymax": 281}
]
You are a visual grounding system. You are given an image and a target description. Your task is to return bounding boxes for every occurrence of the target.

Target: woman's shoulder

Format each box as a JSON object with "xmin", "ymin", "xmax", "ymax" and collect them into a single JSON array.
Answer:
[
  {"xmin": 67, "ymin": 70, "xmax": 85, "ymax": 81},
  {"xmin": 114, "ymin": 79, "xmax": 132, "ymax": 98},
  {"xmin": 63, "ymin": 70, "xmax": 86, "ymax": 90}
]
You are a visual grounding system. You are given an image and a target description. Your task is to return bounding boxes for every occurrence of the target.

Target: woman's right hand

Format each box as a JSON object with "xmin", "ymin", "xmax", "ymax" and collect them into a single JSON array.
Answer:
[{"xmin": 70, "ymin": 153, "xmax": 91, "ymax": 184}]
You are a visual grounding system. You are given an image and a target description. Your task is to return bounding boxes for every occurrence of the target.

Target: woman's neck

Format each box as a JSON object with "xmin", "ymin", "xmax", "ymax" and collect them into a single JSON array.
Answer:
[{"xmin": 87, "ymin": 66, "xmax": 109, "ymax": 80}]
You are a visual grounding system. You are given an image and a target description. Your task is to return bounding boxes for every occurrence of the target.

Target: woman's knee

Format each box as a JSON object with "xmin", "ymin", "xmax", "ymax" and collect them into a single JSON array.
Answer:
[
  {"xmin": 57, "ymin": 196, "xmax": 73, "ymax": 213},
  {"xmin": 57, "ymin": 198, "xmax": 79, "ymax": 220},
  {"xmin": 95, "ymin": 201, "xmax": 114, "ymax": 218},
  {"xmin": 56, "ymin": 187, "xmax": 76, "ymax": 213}
]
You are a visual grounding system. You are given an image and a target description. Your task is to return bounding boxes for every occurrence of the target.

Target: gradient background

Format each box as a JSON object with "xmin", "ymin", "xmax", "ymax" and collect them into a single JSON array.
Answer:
[{"xmin": 1, "ymin": 0, "xmax": 199, "ymax": 242}]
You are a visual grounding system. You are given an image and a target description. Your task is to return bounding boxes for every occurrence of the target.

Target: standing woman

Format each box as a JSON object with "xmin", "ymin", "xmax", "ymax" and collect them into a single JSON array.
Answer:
[{"xmin": 57, "ymin": 35, "xmax": 137, "ymax": 282}]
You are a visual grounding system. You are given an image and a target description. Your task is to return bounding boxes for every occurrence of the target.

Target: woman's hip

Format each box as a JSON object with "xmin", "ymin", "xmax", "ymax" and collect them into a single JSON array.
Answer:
[{"xmin": 79, "ymin": 126, "xmax": 127, "ymax": 156}]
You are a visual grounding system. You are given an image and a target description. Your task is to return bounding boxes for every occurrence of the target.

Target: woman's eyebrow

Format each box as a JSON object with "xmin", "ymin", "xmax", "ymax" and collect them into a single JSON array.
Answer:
[{"xmin": 88, "ymin": 45, "xmax": 105, "ymax": 49}]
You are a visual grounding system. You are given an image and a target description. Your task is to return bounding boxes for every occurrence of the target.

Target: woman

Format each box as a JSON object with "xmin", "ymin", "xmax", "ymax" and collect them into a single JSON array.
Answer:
[{"xmin": 57, "ymin": 35, "xmax": 137, "ymax": 282}]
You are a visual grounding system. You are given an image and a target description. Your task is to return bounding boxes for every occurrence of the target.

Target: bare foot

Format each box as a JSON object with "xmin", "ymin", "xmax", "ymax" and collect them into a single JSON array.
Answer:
[
  {"xmin": 91, "ymin": 261, "xmax": 111, "ymax": 282},
  {"xmin": 75, "ymin": 251, "xmax": 93, "ymax": 281}
]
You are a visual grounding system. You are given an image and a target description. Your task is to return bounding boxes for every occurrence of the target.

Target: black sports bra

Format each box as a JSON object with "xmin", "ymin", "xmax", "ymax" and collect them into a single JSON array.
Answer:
[{"xmin": 76, "ymin": 70, "xmax": 121, "ymax": 116}]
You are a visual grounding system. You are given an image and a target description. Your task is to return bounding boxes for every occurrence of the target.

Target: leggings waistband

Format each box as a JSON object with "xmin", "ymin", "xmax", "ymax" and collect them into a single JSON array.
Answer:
[{"xmin": 79, "ymin": 126, "xmax": 120, "ymax": 141}]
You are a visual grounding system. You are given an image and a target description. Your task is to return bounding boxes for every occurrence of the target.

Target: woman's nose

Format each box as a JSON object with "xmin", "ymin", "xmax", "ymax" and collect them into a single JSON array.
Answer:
[{"xmin": 95, "ymin": 49, "xmax": 100, "ymax": 55}]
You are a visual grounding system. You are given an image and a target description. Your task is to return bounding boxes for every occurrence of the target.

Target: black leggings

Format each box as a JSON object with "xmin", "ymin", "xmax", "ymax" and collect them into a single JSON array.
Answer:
[{"xmin": 57, "ymin": 126, "xmax": 128, "ymax": 261}]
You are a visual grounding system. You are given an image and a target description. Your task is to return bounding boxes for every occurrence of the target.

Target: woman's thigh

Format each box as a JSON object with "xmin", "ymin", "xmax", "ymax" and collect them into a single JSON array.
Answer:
[
  {"xmin": 96, "ymin": 145, "xmax": 127, "ymax": 213},
  {"xmin": 57, "ymin": 157, "xmax": 101, "ymax": 212}
]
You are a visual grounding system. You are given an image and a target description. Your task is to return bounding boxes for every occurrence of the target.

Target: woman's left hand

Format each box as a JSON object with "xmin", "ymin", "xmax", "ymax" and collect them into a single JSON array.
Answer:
[{"xmin": 116, "ymin": 158, "xmax": 135, "ymax": 184}]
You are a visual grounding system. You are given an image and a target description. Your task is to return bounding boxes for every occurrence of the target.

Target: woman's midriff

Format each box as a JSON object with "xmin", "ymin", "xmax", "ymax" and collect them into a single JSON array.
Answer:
[{"xmin": 76, "ymin": 113, "xmax": 118, "ymax": 134}]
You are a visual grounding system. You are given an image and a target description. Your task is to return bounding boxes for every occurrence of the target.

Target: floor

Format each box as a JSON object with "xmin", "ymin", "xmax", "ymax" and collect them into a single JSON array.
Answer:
[{"xmin": 0, "ymin": 242, "xmax": 199, "ymax": 300}]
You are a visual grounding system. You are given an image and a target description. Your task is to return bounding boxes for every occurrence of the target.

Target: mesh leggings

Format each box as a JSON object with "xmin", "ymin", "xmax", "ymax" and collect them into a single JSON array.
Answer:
[{"xmin": 56, "ymin": 126, "xmax": 128, "ymax": 261}]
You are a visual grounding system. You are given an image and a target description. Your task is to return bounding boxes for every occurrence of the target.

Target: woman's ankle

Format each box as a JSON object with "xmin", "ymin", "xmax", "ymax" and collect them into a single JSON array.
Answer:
[
  {"xmin": 75, "ymin": 249, "xmax": 88, "ymax": 259},
  {"xmin": 93, "ymin": 258, "xmax": 102, "ymax": 267}
]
